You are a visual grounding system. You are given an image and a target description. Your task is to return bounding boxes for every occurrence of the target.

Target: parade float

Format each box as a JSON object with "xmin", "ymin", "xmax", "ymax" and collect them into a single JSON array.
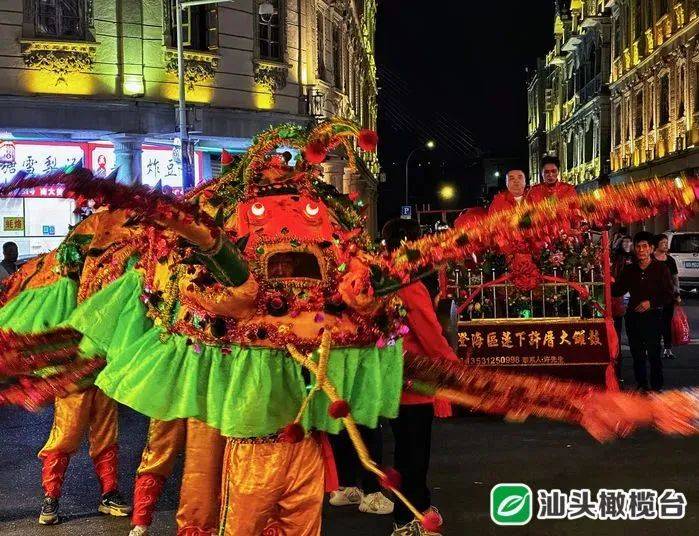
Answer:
[
  {"xmin": 1, "ymin": 119, "xmax": 699, "ymax": 534},
  {"xmin": 437, "ymin": 225, "xmax": 618, "ymax": 387}
]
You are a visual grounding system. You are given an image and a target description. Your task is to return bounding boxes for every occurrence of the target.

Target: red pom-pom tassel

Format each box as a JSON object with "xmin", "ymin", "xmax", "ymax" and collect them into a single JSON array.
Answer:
[
  {"xmin": 379, "ymin": 467, "xmax": 402, "ymax": 490},
  {"xmin": 357, "ymin": 129, "xmax": 379, "ymax": 152},
  {"xmin": 328, "ymin": 399, "xmax": 351, "ymax": 419},
  {"xmin": 421, "ymin": 510, "xmax": 443, "ymax": 532},
  {"xmin": 280, "ymin": 422, "xmax": 305, "ymax": 443},
  {"xmin": 304, "ymin": 141, "xmax": 328, "ymax": 164}
]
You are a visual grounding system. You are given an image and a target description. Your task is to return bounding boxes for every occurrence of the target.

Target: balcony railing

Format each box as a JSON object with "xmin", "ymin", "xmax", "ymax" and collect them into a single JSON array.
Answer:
[{"xmin": 448, "ymin": 265, "xmax": 606, "ymax": 321}]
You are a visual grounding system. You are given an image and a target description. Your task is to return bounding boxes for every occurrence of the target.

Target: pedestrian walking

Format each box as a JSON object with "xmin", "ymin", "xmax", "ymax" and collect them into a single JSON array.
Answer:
[
  {"xmin": 653, "ymin": 234, "xmax": 681, "ymax": 359},
  {"xmin": 612, "ymin": 232, "xmax": 674, "ymax": 391}
]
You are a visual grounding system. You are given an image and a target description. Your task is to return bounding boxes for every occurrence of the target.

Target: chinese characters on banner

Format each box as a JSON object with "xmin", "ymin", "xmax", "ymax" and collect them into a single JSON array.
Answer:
[
  {"xmin": 0, "ymin": 143, "xmax": 84, "ymax": 183},
  {"xmin": 91, "ymin": 145, "xmax": 201, "ymax": 190},
  {"xmin": 458, "ymin": 320, "xmax": 611, "ymax": 368}
]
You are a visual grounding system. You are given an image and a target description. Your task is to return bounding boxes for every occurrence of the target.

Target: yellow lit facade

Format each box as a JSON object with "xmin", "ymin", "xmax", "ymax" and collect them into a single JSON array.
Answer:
[
  {"xmin": 528, "ymin": 0, "xmax": 611, "ymax": 187},
  {"xmin": 0, "ymin": 1, "xmax": 381, "ymax": 235},
  {"xmin": 609, "ymin": 0, "xmax": 699, "ymax": 232}
]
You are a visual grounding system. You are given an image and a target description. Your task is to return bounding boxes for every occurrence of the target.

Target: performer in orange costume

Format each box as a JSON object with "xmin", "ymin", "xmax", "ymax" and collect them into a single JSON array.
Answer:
[
  {"xmin": 488, "ymin": 169, "xmax": 528, "ymax": 214},
  {"xmin": 527, "ymin": 155, "xmax": 577, "ymax": 203},
  {"xmin": 0, "ymin": 211, "xmax": 134, "ymax": 526}
]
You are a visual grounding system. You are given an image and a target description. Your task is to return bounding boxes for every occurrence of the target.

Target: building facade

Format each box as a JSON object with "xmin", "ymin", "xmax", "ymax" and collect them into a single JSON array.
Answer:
[
  {"xmin": 526, "ymin": 58, "xmax": 548, "ymax": 182},
  {"xmin": 609, "ymin": 0, "xmax": 699, "ymax": 232},
  {"xmin": 531, "ymin": 0, "xmax": 612, "ymax": 187},
  {"xmin": 0, "ymin": 0, "xmax": 380, "ymax": 255}
]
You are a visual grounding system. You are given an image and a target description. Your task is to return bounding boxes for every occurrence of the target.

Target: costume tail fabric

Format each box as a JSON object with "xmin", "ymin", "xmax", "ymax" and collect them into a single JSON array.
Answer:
[
  {"xmin": 0, "ymin": 328, "xmax": 104, "ymax": 411},
  {"xmin": 403, "ymin": 353, "xmax": 699, "ymax": 442}
]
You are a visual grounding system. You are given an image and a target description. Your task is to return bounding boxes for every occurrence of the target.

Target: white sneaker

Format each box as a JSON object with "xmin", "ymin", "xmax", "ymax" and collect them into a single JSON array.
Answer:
[
  {"xmin": 329, "ymin": 486, "xmax": 363, "ymax": 506},
  {"xmin": 390, "ymin": 519, "xmax": 440, "ymax": 536},
  {"xmin": 129, "ymin": 526, "xmax": 149, "ymax": 536},
  {"xmin": 359, "ymin": 491, "xmax": 394, "ymax": 515}
]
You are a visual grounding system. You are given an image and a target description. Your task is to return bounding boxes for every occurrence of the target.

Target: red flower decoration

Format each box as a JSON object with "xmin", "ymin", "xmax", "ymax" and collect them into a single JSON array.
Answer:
[
  {"xmin": 357, "ymin": 129, "xmax": 379, "ymax": 152},
  {"xmin": 508, "ymin": 253, "xmax": 542, "ymax": 292},
  {"xmin": 304, "ymin": 141, "xmax": 328, "ymax": 164},
  {"xmin": 280, "ymin": 422, "xmax": 305, "ymax": 443},
  {"xmin": 328, "ymin": 399, "xmax": 350, "ymax": 419}
]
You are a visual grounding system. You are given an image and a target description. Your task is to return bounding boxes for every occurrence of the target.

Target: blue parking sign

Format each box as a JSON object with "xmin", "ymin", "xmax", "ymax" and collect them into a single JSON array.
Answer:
[{"xmin": 400, "ymin": 205, "xmax": 412, "ymax": 219}]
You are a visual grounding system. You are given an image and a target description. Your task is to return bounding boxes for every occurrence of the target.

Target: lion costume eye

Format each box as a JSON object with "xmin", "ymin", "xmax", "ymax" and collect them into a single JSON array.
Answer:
[
  {"xmin": 305, "ymin": 203, "xmax": 320, "ymax": 217},
  {"xmin": 250, "ymin": 202, "xmax": 266, "ymax": 217}
]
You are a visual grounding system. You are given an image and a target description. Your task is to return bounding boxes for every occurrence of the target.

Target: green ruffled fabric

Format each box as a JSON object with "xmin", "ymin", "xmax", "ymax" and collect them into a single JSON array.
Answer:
[
  {"xmin": 95, "ymin": 331, "xmax": 403, "ymax": 438},
  {"xmin": 68, "ymin": 269, "xmax": 404, "ymax": 438},
  {"xmin": 0, "ymin": 277, "xmax": 77, "ymax": 333},
  {"xmin": 67, "ymin": 269, "xmax": 152, "ymax": 357}
]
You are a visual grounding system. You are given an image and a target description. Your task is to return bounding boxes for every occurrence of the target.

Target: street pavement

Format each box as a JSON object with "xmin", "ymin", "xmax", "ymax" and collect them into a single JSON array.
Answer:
[{"xmin": 2, "ymin": 303, "xmax": 699, "ymax": 535}]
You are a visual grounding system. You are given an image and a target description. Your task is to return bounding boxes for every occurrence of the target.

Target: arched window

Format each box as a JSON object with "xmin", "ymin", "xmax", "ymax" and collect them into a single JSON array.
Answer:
[{"xmin": 257, "ymin": 0, "xmax": 282, "ymax": 61}]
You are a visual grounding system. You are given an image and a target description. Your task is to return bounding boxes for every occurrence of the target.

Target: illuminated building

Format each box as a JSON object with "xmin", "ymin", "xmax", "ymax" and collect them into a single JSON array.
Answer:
[
  {"xmin": 528, "ymin": 1, "xmax": 612, "ymax": 187},
  {"xmin": 608, "ymin": 0, "xmax": 699, "ymax": 232},
  {"xmin": 0, "ymin": 1, "xmax": 379, "ymax": 254}
]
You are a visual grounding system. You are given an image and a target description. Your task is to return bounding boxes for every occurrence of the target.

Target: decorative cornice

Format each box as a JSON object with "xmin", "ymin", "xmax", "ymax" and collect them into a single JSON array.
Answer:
[
  {"xmin": 164, "ymin": 49, "xmax": 219, "ymax": 89},
  {"xmin": 19, "ymin": 39, "xmax": 97, "ymax": 83}
]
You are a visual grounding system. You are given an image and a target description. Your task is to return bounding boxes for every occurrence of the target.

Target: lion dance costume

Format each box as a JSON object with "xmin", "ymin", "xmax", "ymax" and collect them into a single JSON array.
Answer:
[{"xmin": 2, "ymin": 119, "xmax": 699, "ymax": 535}]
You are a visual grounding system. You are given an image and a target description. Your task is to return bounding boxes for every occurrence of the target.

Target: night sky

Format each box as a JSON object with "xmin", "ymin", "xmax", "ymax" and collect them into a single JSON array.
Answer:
[{"xmin": 375, "ymin": 1, "xmax": 555, "ymax": 224}]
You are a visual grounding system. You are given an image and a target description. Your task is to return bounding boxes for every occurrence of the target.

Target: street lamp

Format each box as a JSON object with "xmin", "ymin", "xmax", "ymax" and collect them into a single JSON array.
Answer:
[
  {"xmin": 176, "ymin": 0, "xmax": 232, "ymax": 190},
  {"xmin": 438, "ymin": 184, "xmax": 456, "ymax": 202},
  {"xmin": 404, "ymin": 139, "xmax": 436, "ymax": 206}
]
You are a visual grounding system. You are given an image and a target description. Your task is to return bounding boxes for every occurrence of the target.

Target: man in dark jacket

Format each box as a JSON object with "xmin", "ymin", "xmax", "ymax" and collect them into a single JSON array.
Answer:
[{"xmin": 612, "ymin": 231, "xmax": 674, "ymax": 391}]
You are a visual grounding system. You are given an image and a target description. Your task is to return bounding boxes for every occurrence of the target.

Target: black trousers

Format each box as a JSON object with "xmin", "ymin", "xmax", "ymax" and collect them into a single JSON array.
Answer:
[
  {"xmin": 660, "ymin": 303, "xmax": 674, "ymax": 350},
  {"xmin": 390, "ymin": 404, "xmax": 433, "ymax": 525},
  {"xmin": 625, "ymin": 310, "xmax": 663, "ymax": 391},
  {"xmin": 329, "ymin": 424, "xmax": 383, "ymax": 494}
]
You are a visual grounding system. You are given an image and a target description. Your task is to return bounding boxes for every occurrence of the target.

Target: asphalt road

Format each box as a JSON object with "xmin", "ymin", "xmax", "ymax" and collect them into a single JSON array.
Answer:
[{"xmin": 2, "ymin": 304, "xmax": 699, "ymax": 536}]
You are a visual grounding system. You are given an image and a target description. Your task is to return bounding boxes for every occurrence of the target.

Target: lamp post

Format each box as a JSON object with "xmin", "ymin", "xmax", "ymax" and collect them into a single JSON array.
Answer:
[
  {"xmin": 176, "ymin": 0, "xmax": 231, "ymax": 190},
  {"xmin": 404, "ymin": 139, "xmax": 436, "ymax": 206}
]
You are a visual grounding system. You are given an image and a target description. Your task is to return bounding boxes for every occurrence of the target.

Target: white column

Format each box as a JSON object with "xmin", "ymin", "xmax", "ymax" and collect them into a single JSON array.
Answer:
[{"xmin": 109, "ymin": 135, "xmax": 145, "ymax": 185}]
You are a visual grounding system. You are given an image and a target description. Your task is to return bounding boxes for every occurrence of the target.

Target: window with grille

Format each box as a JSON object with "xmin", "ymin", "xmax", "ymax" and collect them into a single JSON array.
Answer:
[
  {"xmin": 585, "ymin": 123, "xmax": 594, "ymax": 162},
  {"xmin": 332, "ymin": 23, "xmax": 342, "ymax": 89},
  {"xmin": 660, "ymin": 74, "xmax": 670, "ymax": 125},
  {"xmin": 258, "ymin": 0, "xmax": 281, "ymax": 60},
  {"xmin": 678, "ymin": 67, "xmax": 686, "ymax": 118},
  {"xmin": 35, "ymin": 0, "xmax": 86, "ymax": 39},
  {"xmin": 316, "ymin": 12, "xmax": 326, "ymax": 80},
  {"xmin": 614, "ymin": 104, "xmax": 622, "ymax": 145},
  {"xmin": 166, "ymin": 0, "xmax": 218, "ymax": 51},
  {"xmin": 635, "ymin": 91, "xmax": 644, "ymax": 137},
  {"xmin": 634, "ymin": 0, "xmax": 643, "ymax": 39}
]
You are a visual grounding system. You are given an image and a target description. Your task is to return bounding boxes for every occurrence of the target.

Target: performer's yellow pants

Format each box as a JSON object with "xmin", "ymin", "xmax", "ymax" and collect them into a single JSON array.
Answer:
[
  {"xmin": 219, "ymin": 436, "xmax": 324, "ymax": 536},
  {"xmin": 137, "ymin": 418, "xmax": 187, "ymax": 478},
  {"xmin": 38, "ymin": 387, "xmax": 118, "ymax": 498},
  {"xmin": 176, "ymin": 418, "xmax": 227, "ymax": 536},
  {"xmin": 132, "ymin": 418, "xmax": 225, "ymax": 535},
  {"xmin": 132, "ymin": 419, "xmax": 187, "ymax": 527}
]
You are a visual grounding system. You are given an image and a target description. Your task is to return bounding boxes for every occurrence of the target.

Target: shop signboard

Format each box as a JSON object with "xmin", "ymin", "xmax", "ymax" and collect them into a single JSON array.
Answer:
[
  {"xmin": 3, "ymin": 216, "xmax": 24, "ymax": 232},
  {"xmin": 0, "ymin": 143, "xmax": 84, "ymax": 183}
]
